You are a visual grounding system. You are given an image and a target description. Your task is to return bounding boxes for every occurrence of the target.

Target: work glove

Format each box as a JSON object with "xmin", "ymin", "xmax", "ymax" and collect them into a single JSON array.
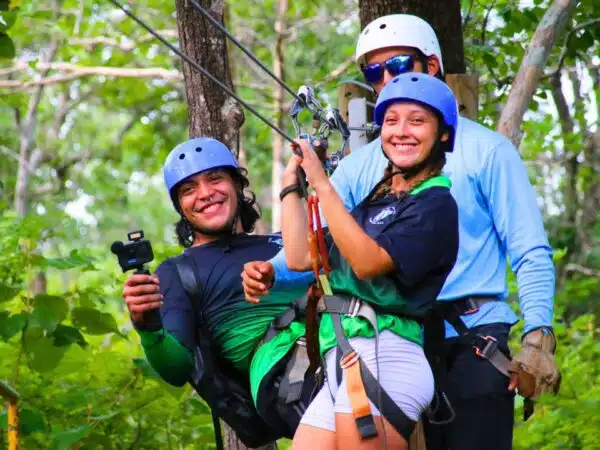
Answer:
[{"xmin": 508, "ymin": 326, "xmax": 561, "ymax": 399}]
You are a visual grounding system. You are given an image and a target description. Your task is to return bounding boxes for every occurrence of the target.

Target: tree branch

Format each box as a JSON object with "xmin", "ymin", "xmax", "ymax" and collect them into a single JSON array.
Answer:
[
  {"xmin": 0, "ymin": 63, "xmax": 183, "ymax": 91},
  {"xmin": 497, "ymin": 0, "xmax": 577, "ymax": 147},
  {"xmin": 14, "ymin": 36, "xmax": 60, "ymax": 215},
  {"xmin": 542, "ymin": 18, "xmax": 600, "ymax": 79},
  {"xmin": 70, "ymin": 30, "xmax": 179, "ymax": 51},
  {"xmin": 318, "ymin": 56, "xmax": 355, "ymax": 85},
  {"xmin": 565, "ymin": 263, "xmax": 600, "ymax": 278}
]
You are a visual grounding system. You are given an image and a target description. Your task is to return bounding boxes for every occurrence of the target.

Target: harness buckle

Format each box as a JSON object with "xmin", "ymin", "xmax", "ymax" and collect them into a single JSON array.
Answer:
[
  {"xmin": 462, "ymin": 297, "xmax": 480, "ymax": 315},
  {"xmin": 472, "ymin": 335, "xmax": 498, "ymax": 359},
  {"xmin": 349, "ymin": 297, "xmax": 362, "ymax": 318}
]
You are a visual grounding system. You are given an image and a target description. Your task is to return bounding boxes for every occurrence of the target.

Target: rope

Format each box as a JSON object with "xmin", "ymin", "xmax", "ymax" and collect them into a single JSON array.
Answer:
[
  {"xmin": 188, "ymin": 0, "xmax": 304, "ymax": 104},
  {"xmin": 107, "ymin": 0, "xmax": 295, "ymax": 144}
]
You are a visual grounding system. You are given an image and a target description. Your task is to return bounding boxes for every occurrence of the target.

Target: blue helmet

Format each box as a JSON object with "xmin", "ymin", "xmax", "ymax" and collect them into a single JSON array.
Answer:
[
  {"xmin": 374, "ymin": 73, "xmax": 458, "ymax": 152},
  {"xmin": 163, "ymin": 137, "xmax": 239, "ymax": 207}
]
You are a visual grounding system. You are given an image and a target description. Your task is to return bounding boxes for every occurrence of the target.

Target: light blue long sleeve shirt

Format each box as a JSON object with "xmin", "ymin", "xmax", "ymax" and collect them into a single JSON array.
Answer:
[{"xmin": 270, "ymin": 117, "xmax": 555, "ymax": 336}]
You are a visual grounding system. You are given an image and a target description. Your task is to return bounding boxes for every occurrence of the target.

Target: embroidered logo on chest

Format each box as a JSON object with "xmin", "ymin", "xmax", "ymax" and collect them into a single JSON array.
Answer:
[
  {"xmin": 369, "ymin": 206, "xmax": 396, "ymax": 225},
  {"xmin": 268, "ymin": 236, "xmax": 283, "ymax": 247}
]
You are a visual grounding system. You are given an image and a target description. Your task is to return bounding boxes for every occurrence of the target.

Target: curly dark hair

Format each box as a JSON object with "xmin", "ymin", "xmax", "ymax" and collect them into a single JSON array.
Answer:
[{"xmin": 173, "ymin": 168, "xmax": 260, "ymax": 248}]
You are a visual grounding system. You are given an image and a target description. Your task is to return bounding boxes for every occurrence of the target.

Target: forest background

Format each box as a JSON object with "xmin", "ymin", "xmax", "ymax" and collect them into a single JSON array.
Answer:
[{"xmin": 0, "ymin": 0, "xmax": 599, "ymax": 449}]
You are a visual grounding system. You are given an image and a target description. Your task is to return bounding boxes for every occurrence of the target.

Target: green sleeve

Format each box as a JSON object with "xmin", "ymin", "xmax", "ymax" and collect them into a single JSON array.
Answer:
[{"xmin": 137, "ymin": 328, "xmax": 194, "ymax": 387}]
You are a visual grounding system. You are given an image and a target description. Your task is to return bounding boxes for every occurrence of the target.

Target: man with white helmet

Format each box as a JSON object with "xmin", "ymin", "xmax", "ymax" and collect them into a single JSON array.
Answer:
[{"xmin": 242, "ymin": 14, "xmax": 560, "ymax": 450}]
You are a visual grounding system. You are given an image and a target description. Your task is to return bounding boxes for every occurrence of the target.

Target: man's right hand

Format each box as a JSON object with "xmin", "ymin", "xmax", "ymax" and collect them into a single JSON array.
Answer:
[
  {"xmin": 123, "ymin": 274, "xmax": 163, "ymax": 324},
  {"xmin": 242, "ymin": 261, "xmax": 274, "ymax": 304}
]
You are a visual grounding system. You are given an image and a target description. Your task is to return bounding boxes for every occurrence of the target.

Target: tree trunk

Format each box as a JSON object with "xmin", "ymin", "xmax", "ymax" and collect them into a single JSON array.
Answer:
[
  {"xmin": 270, "ymin": 0, "xmax": 288, "ymax": 232},
  {"xmin": 175, "ymin": 0, "xmax": 244, "ymax": 150},
  {"xmin": 175, "ymin": 2, "xmax": 274, "ymax": 449},
  {"xmin": 497, "ymin": 0, "xmax": 577, "ymax": 147},
  {"xmin": 358, "ymin": 0, "xmax": 465, "ymax": 74}
]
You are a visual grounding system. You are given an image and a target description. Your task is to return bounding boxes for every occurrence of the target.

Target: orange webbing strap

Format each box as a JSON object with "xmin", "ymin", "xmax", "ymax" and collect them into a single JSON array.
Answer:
[
  {"xmin": 341, "ymin": 350, "xmax": 378, "ymax": 439},
  {"xmin": 307, "ymin": 195, "xmax": 331, "ymax": 278}
]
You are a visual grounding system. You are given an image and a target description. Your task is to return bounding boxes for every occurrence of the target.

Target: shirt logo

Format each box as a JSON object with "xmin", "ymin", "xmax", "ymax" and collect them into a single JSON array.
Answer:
[
  {"xmin": 268, "ymin": 236, "xmax": 283, "ymax": 247},
  {"xmin": 369, "ymin": 206, "xmax": 396, "ymax": 225}
]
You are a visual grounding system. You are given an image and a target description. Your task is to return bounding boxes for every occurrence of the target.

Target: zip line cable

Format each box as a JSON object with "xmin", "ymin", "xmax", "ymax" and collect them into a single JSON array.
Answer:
[
  {"xmin": 107, "ymin": 0, "xmax": 296, "ymax": 144},
  {"xmin": 187, "ymin": 0, "xmax": 303, "ymax": 104}
]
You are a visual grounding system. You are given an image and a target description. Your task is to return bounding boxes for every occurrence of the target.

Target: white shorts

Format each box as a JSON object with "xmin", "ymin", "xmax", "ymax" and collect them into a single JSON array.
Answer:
[{"xmin": 300, "ymin": 330, "xmax": 434, "ymax": 432}]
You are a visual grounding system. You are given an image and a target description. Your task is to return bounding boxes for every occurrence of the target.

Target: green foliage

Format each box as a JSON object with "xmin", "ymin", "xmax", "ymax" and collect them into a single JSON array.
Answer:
[{"xmin": 0, "ymin": 0, "xmax": 598, "ymax": 447}]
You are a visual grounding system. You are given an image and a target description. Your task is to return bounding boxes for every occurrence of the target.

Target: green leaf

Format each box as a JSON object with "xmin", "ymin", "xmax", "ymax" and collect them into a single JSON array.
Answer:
[
  {"xmin": 0, "ymin": 8, "xmax": 17, "ymax": 32},
  {"xmin": 52, "ymin": 324, "xmax": 88, "ymax": 348},
  {"xmin": 90, "ymin": 411, "xmax": 119, "ymax": 421},
  {"xmin": 51, "ymin": 425, "xmax": 90, "ymax": 450},
  {"xmin": 0, "ymin": 282, "xmax": 20, "ymax": 303},
  {"xmin": 20, "ymin": 408, "xmax": 47, "ymax": 435},
  {"xmin": 71, "ymin": 307, "xmax": 119, "ymax": 335},
  {"xmin": 0, "ymin": 311, "xmax": 28, "ymax": 340},
  {"xmin": 31, "ymin": 295, "xmax": 68, "ymax": 332},
  {"xmin": 24, "ymin": 327, "xmax": 67, "ymax": 372},
  {"xmin": 44, "ymin": 250, "xmax": 96, "ymax": 271},
  {"xmin": 0, "ymin": 32, "xmax": 14, "ymax": 59}
]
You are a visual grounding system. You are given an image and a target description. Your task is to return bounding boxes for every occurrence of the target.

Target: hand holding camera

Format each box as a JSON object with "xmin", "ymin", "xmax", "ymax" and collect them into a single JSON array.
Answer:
[{"xmin": 112, "ymin": 230, "xmax": 162, "ymax": 330}]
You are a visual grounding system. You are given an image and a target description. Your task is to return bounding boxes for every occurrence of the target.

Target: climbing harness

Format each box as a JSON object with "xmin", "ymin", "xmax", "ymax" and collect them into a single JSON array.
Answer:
[{"xmin": 439, "ymin": 297, "xmax": 511, "ymax": 377}]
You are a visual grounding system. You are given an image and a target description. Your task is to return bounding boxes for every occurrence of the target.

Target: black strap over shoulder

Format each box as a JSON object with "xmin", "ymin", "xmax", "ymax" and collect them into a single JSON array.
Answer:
[
  {"xmin": 173, "ymin": 254, "xmax": 223, "ymax": 449},
  {"xmin": 171, "ymin": 253, "xmax": 281, "ymax": 449}
]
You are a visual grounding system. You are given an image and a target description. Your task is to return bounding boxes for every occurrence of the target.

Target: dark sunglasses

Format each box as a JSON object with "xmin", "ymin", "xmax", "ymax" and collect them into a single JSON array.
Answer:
[{"xmin": 361, "ymin": 54, "xmax": 415, "ymax": 84}]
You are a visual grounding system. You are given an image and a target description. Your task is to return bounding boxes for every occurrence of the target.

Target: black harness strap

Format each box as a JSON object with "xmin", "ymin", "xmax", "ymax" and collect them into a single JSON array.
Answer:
[
  {"xmin": 174, "ymin": 254, "xmax": 224, "ymax": 450},
  {"xmin": 439, "ymin": 298, "xmax": 511, "ymax": 377}
]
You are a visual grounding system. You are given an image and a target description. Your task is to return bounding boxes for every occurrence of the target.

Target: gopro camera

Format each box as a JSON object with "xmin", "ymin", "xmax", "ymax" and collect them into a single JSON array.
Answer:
[{"xmin": 111, "ymin": 230, "xmax": 154, "ymax": 274}]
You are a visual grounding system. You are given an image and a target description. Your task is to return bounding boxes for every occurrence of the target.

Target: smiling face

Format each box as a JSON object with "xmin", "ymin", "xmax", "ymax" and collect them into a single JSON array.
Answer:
[
  {"xmin": 176, "ymin": 168, "xmax": 239, "ymax": 239},
  {"xmin": 381, "ymin": 101, "xmax": 448, "ymax": 170}
]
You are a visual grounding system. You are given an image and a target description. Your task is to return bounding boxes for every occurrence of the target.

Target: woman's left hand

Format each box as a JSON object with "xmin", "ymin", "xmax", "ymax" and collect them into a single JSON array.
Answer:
[{"xmin": 293, "ymin": 139, "xmax": 329, "ymax": 193}]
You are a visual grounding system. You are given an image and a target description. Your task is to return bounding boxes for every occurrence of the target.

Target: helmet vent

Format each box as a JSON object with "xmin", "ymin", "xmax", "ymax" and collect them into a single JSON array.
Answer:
[
  {"xmin": 178, "ymin": 153, "xmax": 185, "ymax": 160},
  {"xmin": 411, "ymin": 76, "xmax": 419, "ymax": 82},
  {"xmin": 195, "ymin": 147, "xmax": 203, "ymax": 152},
  {"xmin": 379, "ymin": 23, "xmax": 387, "ymax": 29}
]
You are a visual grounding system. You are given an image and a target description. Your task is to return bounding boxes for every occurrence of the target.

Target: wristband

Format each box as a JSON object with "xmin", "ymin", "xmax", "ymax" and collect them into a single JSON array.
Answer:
[{"xmin": 279, "ymin": 184, "xmax": 301, "ymax": 201}]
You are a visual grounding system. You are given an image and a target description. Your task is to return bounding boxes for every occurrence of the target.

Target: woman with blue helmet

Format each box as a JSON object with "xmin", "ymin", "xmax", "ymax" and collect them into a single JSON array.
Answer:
[{"xmin": 279, "ymin": 73, "xmax": 459, "ymax": 450}]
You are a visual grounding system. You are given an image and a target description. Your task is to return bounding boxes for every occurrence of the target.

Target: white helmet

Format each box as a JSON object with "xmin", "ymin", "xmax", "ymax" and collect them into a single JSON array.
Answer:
[{"xmin": 355, "ymin": 14, "xmax": 444, "ymax": 75}]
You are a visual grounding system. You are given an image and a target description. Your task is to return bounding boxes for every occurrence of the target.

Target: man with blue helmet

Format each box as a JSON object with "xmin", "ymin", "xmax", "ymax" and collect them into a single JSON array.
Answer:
[
  {"xmin": 242, "ymin": 14, "xmax": 559, "ymax": 450},
  {"xmin": 122, "ymin": 137, "xmax": 313, "ymax": 446}
]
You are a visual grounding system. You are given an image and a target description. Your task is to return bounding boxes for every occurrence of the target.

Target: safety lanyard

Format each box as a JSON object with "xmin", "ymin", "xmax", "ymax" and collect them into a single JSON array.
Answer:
[{"xmin": 307, "ymin": 195, "xmax": 332, "ymax": 296}]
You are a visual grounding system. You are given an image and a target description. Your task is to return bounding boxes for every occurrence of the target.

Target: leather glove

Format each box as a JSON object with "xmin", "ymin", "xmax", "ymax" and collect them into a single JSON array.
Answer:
[{"xmin": 508, "ymin": 326, "xmax": 561, "ymax": 399}]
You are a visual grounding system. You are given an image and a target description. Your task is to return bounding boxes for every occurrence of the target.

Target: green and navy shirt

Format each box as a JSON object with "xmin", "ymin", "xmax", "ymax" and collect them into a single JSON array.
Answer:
[
  {"xmin": 251, "ymin": 176, "xmax": 459, "ymax": 402},
  {"xmin": 137, "ymin": 233, "xmax": 307, "ymax": 387}
]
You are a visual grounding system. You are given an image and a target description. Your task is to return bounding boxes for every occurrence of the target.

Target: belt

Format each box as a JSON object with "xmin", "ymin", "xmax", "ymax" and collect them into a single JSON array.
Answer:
[{"xmin": 442, "ymin": 296, "xmax": 500, "ymax": 316}]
